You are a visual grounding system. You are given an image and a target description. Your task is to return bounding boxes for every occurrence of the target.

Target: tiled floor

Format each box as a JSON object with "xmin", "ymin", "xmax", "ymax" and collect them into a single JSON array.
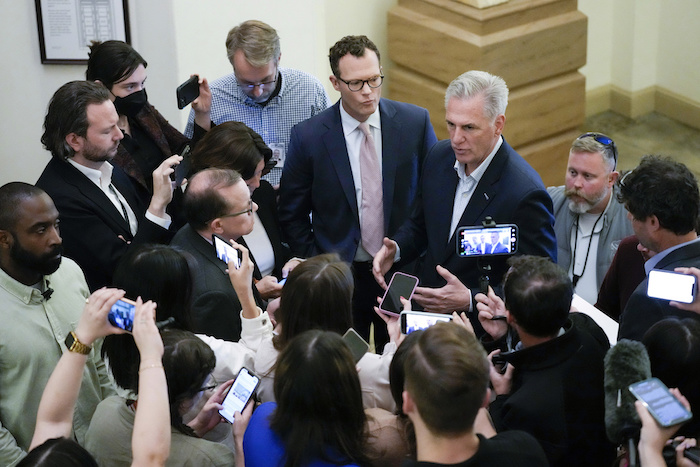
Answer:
[{"xmin": 583, "ymin": 111, "xmax": 700, "ymax": 176}]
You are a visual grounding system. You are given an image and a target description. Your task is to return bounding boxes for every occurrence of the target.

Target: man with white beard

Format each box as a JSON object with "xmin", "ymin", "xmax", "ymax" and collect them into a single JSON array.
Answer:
[{"xmin": 548, "ymin": 133, "xmax": 633, "ymax": 303}]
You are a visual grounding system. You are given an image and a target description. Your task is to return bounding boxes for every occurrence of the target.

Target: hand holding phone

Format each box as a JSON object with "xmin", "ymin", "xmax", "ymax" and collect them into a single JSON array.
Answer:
[
  {"xmin": 108, "ymin": 298, "xmax": 137, "ymax": 332},
  {"xmin": 629, "ymin": 377, "xmax": 693, "ymax": 427},
  {"xmin": 176, "ymin": 75, "xmax": 200, "ymax": 109},
  {"xmin": 219, "ymin": 368, "xmax": 260, "ymax": 424},
  {"xmin": 379, "ymin": 272, "xmax": 419, "ymax": 316},
  {"xmin": 213, "ymin": 234, "xmax": 241, "ymax": 269}
]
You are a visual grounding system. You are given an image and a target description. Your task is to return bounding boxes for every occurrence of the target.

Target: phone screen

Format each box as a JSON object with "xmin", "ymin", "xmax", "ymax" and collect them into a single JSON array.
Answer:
[
  {"xmin": 457, "ymin": 224, "xmax": 518, "ymax": 257},
  {"xmin": 219, "ymin": 368, "xmax": 260, "ymax": 423},
  {"xmin": 379, "ymin": 272, "xmax": 419, "ymax": 316},
  {"xmin": 648, "ymin": 269, "xmax": 697, "ymax": 303},
  {"xmin": 342, "ymin": 328, "xmax": 370, "ymax": 363},
  {"xmin": 213, "ymin": 234, "xmax": 240, "ymax": 269},
  {"xmin": 629, "ymin": 377, "xmax": 693, "ymax": 427},
  {"xmin": 108, "ymin": 298, "xmax": 137, "ymax": 332},
  {"xmin": 400, "ymin": 310, "xmax": 453, "ymax": 335}
]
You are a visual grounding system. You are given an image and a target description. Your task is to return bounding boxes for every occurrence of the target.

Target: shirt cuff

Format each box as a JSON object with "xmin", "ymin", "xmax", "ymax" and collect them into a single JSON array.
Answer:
[{"xmin": 145, "ymin": 210, "xmax": 171, "ymax": 229}]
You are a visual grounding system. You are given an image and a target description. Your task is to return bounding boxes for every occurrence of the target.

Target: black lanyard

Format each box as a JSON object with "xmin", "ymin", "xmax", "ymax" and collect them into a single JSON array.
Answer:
[{"xmin": 571, "ymin": 212, "xmax": 604, "ymax": 287}]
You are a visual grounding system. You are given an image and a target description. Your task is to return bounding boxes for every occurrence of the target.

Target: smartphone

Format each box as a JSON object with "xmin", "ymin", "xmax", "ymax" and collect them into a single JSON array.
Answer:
[
  {"xmin": 219, "ymin": 367, "xmax": 260, "ymax": 424},
  {"xmin": 647, "ymin": 269, "xmax": 697, "ymax": 303},
  {"xmin": 629, "ymin": 377, "xmax": 693, "ymax": 427},
  {"xmin": 108, "ymin": 297, "xmax": 137, "ymax": 332},
  {"xmin": 379, "ymin": 272, "xmax": 419, "ymax": 316},
  {"xmin": 400, "ymin": 310, "xmax": 453, "ymax": 335},
  {"xmin": 173, "ymin": 144, "xmax": 191, "ymax": 188},
  {"xmin": 212, "ymin": 234, "xmax": 240, "ymax": 269},
  {"xmin": 457, "ymin": 224, "xmax": 518, "ymax": 257},
  {"xmin": 342, "ymin": 328, "xmax": 369, "ymax": 363},
  {"xmin": 176, "ymin": 75, "xmax": 200, "ymax": 109}
]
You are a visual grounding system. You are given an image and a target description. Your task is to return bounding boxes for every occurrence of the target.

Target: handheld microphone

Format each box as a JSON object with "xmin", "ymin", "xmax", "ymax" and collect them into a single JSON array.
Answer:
[{"xmin": 604, "ymin": 339, "xmax": 652, "ymax": 467}]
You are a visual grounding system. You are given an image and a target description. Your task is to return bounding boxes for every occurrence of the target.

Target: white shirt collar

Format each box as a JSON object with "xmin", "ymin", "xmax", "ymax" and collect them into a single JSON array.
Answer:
[
  {"xmin": 453, "ymin": 136, "xmax": 503, "ymax": 183},
  {"xmin": 67, "ymin": 159, "xmax": 113, "ymax": 189},
  {"xmin": 339, "ymin": 102, "xmax": 381, "ymax": 138}
]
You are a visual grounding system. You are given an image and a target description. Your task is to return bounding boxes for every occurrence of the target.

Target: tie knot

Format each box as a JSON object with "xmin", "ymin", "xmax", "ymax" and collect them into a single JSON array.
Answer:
[{"xmin": 359, "ymin": 122, "xmax": 371, "ymax": 137}]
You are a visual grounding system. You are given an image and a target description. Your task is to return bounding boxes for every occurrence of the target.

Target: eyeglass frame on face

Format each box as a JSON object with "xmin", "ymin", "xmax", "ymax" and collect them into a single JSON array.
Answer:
[
  {"xmin": 576, "ymin": 132, "xmax": 619, "ymax": 168},
  {"xmin": 336, "ymin": 73, "xmax": 384, "ymax": 92},
  {"xmin": 236, "ymin": 66, "xmax": 278, "ymax": 91},
  {"xmin": 218, "ymin": 199, "xmax": 254, "ymax": 219},
  {"xmin": 197, "ymin": 374, "xmax": 218, "ymax": 393}
]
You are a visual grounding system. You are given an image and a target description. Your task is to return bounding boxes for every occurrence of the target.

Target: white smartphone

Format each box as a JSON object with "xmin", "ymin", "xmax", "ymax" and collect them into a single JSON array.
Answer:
[
  {"xmin": 647, "ymin": 269, "xmax": 697, "ymax": 303},
  {"xmin": 342, "ymin": 328, "xmax": 370, "ymax": 363},
  {"xmin": 219, "ymin": 367, "xmax": 260, "ymax": 424},
  {"xmin": 379, "ymin": 272, "xmax": 419, "ymax": 316},
  {"xmin": 400, "ymin": 310, "xmax": 453, "ymax": 335},
  {"xmin": 629, "ymin": 377, "xmax": 693, "ymax": 427},
  {"xmin": 213, "ymin": 234, "xmax": 240, "ymax": 269}
]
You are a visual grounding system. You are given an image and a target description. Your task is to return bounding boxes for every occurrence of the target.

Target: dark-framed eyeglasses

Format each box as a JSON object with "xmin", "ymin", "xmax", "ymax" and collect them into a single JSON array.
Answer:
[
  {"xmin": 337, "ymin": 74, "xmax": 384, "ymax": 92},
  {"xmin": 576, "ymin": 132, "xmax": 618, "ymax": 167},
  {"xmin": 237, "ymin": 69, "xmax": 278, "ymax": 90},
  {"xmin": 219, "ymin": 199, "xmax": 254, "ymax": 219}
]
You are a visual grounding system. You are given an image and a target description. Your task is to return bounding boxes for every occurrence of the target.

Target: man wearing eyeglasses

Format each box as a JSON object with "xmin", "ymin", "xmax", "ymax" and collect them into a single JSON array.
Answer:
[
  {"xmin": 185, "ymin": 20, "xmax": 330, "ymax": 188},
  {"xmin": 278, "ymin": 35, "xmax": 437, "ymax": 349},
  {"xmin": 547, "ymin": 133, "xmax": 633, "ymax": 304},
  {"xmin": 171, "ymin": 168, "xmax": 265, "ymax": 342}
]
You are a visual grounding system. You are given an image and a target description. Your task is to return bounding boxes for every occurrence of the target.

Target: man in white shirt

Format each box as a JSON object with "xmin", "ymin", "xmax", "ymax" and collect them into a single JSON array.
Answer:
[{"xmin": 36, "ymin": 80, "xmax": 178, "ymax": 290}]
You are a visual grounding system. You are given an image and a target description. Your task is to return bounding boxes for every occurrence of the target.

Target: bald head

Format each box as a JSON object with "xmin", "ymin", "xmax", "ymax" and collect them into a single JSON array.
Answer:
[{"xmin": 183, "ymin": 168, "xmax": 243, "ymax": 231}]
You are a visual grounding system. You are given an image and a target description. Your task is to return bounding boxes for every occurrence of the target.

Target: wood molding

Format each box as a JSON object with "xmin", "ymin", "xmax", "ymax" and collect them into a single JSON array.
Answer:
[{"xmin": 586, "ymin": 85, "xmax": 700, "ymax": 130}]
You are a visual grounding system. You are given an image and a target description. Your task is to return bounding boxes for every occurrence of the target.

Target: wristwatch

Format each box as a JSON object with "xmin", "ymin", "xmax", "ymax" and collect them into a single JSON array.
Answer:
[{"xmin": 65, "ymin": 331, "xmax": 92, "ymax": 355}]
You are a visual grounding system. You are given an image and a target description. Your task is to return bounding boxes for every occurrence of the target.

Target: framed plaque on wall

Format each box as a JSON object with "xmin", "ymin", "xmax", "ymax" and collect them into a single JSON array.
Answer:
[{"xmin": 35, "ymin": 0, "xmax": 130, "ymax": 64}]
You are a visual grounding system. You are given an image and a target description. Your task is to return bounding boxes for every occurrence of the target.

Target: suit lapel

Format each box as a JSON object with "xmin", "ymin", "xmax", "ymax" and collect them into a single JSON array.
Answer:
[
  {"xmin": 324, "ymin": 103, "xmax": 359, "ymax": 221},
  {"xmin": 58, "ymin": 161, "xmax": 133, "ymax": 235},
  {"xmin": 379, "ymin": 100, "xmax": 399, "ymax": 233}
]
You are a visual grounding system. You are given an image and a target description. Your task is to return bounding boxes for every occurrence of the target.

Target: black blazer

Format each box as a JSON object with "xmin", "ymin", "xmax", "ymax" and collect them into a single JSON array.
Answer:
[
  {"xmin": 170, "ymin": 223, "xmax": 264, "ymax": 341},
  {"xmin": 36, "ymin": 158, "xmax": 171, "ymax": 291}
]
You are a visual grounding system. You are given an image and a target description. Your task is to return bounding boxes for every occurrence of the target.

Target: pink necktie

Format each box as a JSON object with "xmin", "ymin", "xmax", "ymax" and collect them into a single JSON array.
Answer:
[{"xmin": 358, "ymin": 122, "xmax": 384, "ymax": 256}]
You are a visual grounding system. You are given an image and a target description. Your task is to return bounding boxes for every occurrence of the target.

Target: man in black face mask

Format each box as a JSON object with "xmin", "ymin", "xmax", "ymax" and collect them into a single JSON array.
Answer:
[
  {"xmin": 36, "ymin": 80, "xmax": 179, "ymax": 290},
  {"xmin": 0, "ymin": 182, "xmax": 114, "ymax": 465}
]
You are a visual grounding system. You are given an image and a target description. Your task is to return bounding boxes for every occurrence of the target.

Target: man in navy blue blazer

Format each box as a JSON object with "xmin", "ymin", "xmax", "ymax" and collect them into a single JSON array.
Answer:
[
  {"xmin": 373, "ymin": 70, "xmax": 556, "ymax": 326},
  {"xmin": 278, "ymin": 35, "xmax": 437, "ymax": 346}
]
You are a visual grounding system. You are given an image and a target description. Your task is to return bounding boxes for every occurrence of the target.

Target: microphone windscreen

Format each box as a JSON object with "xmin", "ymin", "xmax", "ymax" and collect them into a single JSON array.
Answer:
[{"xmin": 603, "ymin": 339, "xmax": 652, "ymax": 444}]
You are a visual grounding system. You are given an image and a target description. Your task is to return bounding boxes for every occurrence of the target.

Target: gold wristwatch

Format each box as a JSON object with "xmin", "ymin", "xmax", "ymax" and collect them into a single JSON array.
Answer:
[{"xmin": 65, "ymin": 331, "xmax": 92, "ymax": 355}]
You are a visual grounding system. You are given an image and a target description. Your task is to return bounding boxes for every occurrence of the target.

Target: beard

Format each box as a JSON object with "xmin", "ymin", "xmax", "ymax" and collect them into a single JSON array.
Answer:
[
  {"xmin": 10, "ymin": 235, "xmax": 63, "ymax": 277},
  {"xmin": 564, "ymin": 187, "xmax": 608, "ymax": 214},
  {"xmin": 82, "ymin": 138, "xmax": 117, "ymax": 163}
]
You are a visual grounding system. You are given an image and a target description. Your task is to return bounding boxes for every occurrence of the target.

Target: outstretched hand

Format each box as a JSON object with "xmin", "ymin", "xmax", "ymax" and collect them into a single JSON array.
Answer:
[{"xmin": 412, "ymin": 265, "xmax": 471, "ymax": 314}]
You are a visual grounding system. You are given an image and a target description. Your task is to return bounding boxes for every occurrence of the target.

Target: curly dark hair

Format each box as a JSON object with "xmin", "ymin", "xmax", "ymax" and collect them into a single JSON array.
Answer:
[
  {"xmin": 328, "ymin": 35, "xmax": 380, "ymax": 78},
  {"xmin": 617, "ymin": 155, "xmax": 699, "ymax": 235}
]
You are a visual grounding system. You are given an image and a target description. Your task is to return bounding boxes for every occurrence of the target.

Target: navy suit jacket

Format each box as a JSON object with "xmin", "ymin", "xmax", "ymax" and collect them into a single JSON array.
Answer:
[
  {"xmin": 36, "ymin": 158, "xmax": 171, "ymax": 291},
  {"xmin": 618, "ymin": 240, "xmax": 700, "ymax": 341},
  {"xmin": 393, "ymin": 138, "xmax": 557, "ymax": 290},
  {"xmin": 278, "ymin": 99, "xmax": 437, "ymax": 263}
]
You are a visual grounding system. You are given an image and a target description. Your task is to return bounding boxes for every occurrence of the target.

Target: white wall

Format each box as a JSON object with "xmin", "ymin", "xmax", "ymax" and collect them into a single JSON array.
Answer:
[{"xmin": 1, "ymin": 0, "xmax": 698, "ymax": 186}]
